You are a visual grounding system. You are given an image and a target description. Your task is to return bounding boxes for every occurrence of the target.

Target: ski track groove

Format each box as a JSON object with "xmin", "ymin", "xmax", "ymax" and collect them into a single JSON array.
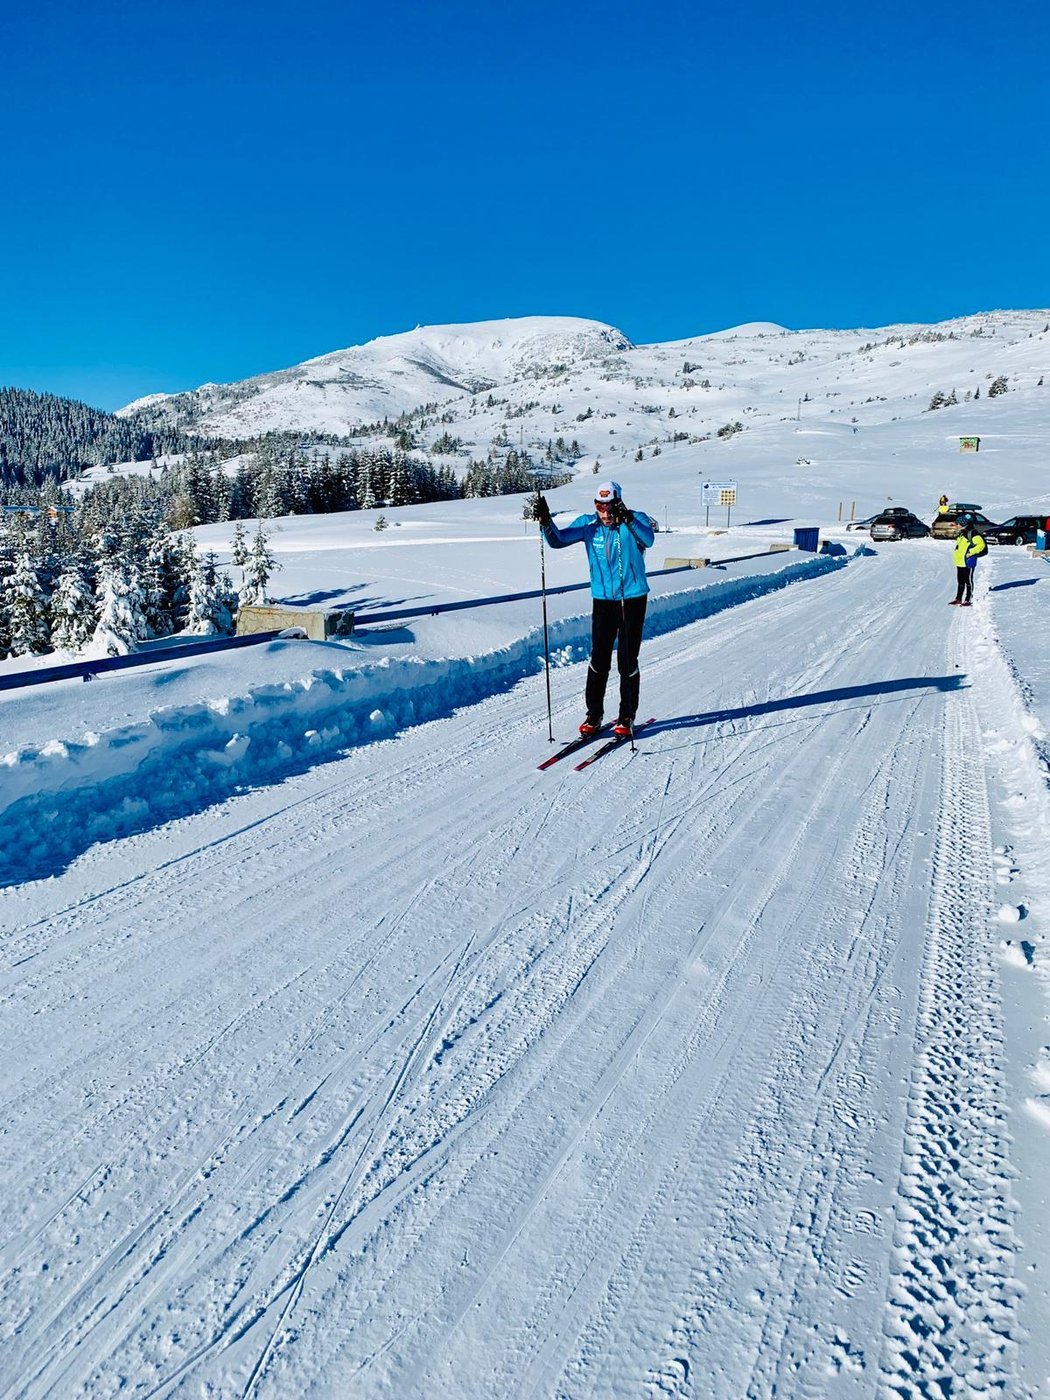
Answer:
[
  {"xmin": 7, "ymin": 797, "xmax": 553, "ymax": 1398},
  {"xmin": 369, "ymin": 566, "xmax": 932, "ymax": 1395},
  {"xmin": 150, "ymin": 584, "xmax": 871, "ymax": 1397},
  {"xmin": 1, "ymin": 546, "xmax": 1031, "ymax": 1398},
  {"xmin": 7, "ymin": 555, "xmax": 905, "ymax": 1396},
  {"xmin": 552, "ymin": 699, "xmax": 923, "ymax": 1400}
]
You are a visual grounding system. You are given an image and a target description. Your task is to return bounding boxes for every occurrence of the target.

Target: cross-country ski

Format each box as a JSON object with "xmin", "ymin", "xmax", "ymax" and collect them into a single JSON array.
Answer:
[
  {"xmin": 537, "ymin": 725, "xmax": 611, "ymax": 770},
  {"xmin": 574, "ymin": 716, "xmax": 657, "ymax": 769}
]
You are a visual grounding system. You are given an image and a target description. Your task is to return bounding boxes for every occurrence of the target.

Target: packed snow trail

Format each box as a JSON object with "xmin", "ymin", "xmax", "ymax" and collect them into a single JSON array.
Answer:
[{"xmin": 0, "ymin": 544, "xmax": 1029, "ymax": 1397}]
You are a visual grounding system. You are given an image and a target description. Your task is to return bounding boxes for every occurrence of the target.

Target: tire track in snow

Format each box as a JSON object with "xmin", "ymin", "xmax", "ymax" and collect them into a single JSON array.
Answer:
[{"xmin": 878, "ymin": 614, "xmax": 1023, "ymax": 1398}]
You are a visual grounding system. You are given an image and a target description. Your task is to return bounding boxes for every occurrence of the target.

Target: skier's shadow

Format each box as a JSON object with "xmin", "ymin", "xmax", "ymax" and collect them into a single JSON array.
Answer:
[{"xmin": 647, "ymin": 674, "xmax": 967, "ymax": 740}]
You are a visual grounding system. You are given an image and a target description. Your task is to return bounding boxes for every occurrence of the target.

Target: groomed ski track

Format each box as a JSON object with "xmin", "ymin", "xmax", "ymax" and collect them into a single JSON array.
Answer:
[{"xmin": 0, "ymin": 544, "xmax": 1034, "ymax": 1398}]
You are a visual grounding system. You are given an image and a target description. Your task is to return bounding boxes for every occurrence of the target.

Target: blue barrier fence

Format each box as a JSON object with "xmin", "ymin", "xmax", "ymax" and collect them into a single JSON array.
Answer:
[{"xmin": 0, "ymin": 632, "xmax": 281, "ymax": 694}]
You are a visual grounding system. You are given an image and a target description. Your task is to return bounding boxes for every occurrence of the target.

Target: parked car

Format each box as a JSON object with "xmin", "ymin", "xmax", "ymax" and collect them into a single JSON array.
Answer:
[
  {"xmin": 846, "ymin": 506, "xmax": 912, "ymax": 532},
  {"xmin": 870, "ymin": 512, "xmax": 931, "ymax": 541},
  {"xmin": 984, "ymin": 515, "xmax": 1046, "ymax": 546},
  {"xmin": 930, "ymin": 503, "xmax": 994, "ymax": 539}
]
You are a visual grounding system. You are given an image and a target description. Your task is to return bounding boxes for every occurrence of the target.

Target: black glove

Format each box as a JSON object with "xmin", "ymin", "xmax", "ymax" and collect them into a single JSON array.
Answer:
[
  {"xmin": 534, "ymin": 494, "xmax": 552, "ymax": 526},
  {"xmin": 610, "ymin": 498, "xmax": 633, "ymax": 525}
]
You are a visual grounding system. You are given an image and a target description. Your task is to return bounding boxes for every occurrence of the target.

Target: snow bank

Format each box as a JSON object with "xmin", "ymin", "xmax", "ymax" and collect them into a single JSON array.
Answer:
[{"xmin": 0, "ymin": 553, "xmax": 847, "ymax": 884}]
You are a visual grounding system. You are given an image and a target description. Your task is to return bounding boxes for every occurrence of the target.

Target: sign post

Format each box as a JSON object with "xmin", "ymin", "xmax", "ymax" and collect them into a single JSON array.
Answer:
[{"xmin": 703, "ymin": 481, "xmax": 738, "ymax": 528}]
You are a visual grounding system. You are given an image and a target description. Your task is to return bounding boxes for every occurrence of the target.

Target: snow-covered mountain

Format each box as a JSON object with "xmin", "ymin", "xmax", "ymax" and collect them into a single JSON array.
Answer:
[
  {"xmin": 118, "ymin": 316, "xmax": 634, "ymax": 437},
  {"xmin": 117, "ymin": 311, "xmax": 1050, "ymax": 491}
]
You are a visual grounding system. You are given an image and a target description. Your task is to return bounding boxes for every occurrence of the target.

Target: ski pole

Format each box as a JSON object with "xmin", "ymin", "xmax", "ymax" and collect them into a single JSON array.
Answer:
[{"xmin": 538, "ymin": 502, "xmax": 554, "ymax": 743}]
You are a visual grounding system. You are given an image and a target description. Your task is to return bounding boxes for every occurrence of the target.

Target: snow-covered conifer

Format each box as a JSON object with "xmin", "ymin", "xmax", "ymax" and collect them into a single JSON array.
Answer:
[
  {"xmin": 211, "ymin": 463, "xmax": 231, "ymax": 522},
  {"xmin": 4, "ymin": 550, "xmax": 51, "ymax": 656},
  {"xmin": 186, "ymin": 550, "xmax": 237, "ymax": 635},
  {"xmin": 240, "ymin": 525, "xmax": 278, "ymax": 606},
  {"xmin": 230, "ymin": 520, "xmax": 249, "ymax": 585},
  {"xmin": 89, "ymin": 562, "xmax": 144, "ymax": 656},
  {"xmin": 141, "ymin": 525, "xmax": 185, "ymax": 638},
  {"xmin": 50, "ymin": 563, "xmax": 97, "ymax": 654}
]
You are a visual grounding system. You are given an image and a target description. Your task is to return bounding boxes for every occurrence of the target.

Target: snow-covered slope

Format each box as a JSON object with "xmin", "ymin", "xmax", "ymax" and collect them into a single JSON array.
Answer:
[
  {"xmin": 118, "ymin": 316, "xmax": 634, "ymax": 437},
  {"xmin": 116, "ymin": 310, "xmax": 1050, "ymax": 518}
]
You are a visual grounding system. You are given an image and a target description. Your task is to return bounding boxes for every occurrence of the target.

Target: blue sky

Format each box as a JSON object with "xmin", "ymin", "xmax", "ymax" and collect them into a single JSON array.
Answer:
[{"xmin": 2, "ymin": 0, "xmax": 1048, "ymax": 411}]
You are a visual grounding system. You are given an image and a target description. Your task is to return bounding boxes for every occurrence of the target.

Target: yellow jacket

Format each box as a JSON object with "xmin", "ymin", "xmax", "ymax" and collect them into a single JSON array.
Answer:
[{"xmin": 954, "ymin": 533, "xmax": 985, "ymax": 566}]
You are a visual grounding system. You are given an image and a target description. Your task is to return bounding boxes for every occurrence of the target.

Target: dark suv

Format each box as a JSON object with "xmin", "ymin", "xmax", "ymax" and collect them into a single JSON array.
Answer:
[
  {"xmin": 847, "ymin": 506, "xmax": 912, "ymax": 533},
  {"xmin": 984, "ymin": 515, "xmax": 1046, "ymax": 546},
  {"xmin": 870, "ymin": 512, "xmax": 930, "ymax": 541},
  {"xmin": 930, "ymin": 504, "xmax": 994, "ymax": 540}
]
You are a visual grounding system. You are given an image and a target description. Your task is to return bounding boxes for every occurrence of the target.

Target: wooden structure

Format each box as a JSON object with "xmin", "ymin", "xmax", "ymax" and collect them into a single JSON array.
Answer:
[{"xmin": 236, "ymin": 605, "xmax": 354, "ymax": 641}]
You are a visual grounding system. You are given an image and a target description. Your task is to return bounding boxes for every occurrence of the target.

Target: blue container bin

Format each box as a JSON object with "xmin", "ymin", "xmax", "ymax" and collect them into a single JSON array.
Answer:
[{"xmin": 793, "ymin": 527, "xmax": 820, "ymax": 552}]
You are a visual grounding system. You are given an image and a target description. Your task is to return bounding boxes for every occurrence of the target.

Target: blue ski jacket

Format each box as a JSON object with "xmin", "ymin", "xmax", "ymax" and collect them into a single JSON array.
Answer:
[{"xmin": 542, "ymin": 511, "xmax": 656, "ymax": 599}]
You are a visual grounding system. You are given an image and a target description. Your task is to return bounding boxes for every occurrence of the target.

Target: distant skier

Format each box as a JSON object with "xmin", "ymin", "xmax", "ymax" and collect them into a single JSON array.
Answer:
[
  {"xmin": 535, "ymin": 481, "xmax": 655, "ymax": 738},
  {"xmin": 950, "ymin": 518, "xmax": 986, "ymax": 606},
  {"xmin": 937, "ymin": 494, "xmax": 950, "ymax": 517}
]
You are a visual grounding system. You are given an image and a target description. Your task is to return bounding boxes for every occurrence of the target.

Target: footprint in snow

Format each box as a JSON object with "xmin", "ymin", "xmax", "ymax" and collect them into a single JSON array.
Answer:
[{"xmin": 999, "ymin": 938, "xmax": 1034, "ymax": 970}]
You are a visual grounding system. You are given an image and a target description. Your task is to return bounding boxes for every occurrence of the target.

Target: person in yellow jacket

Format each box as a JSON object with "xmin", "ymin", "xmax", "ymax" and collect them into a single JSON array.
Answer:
[
  {"xmin": 950, "ymin": 520, "xmax": 986, "ymax": 606},
  {"xmin": 937, "ymin": 494, "xmax": 950, "ymax": 516}
]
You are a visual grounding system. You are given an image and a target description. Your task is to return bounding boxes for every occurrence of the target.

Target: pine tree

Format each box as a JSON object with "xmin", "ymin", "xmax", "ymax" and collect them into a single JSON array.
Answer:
[
  {"xmin": 4, "ymin": 550, "xmax": 51, "ymax": 655},
  {"xmin": 90, "ymin": 562, "xmax": 143, "ymax": 656},
  {"xmin": 211, "ymin": 462, "xmax": 232, "ymax": 521},
  {"xmin": 254, "ymin": 465, "xmax": 284, "ymax": 521},
  {"xmin": 240, "ymin": 525, "xmax": 277, "ymax": 606},
  {"xmin": 50, "ymin": 563, "xmax": 97, "ymax": 654},
  {"xmin": 358, "ymin": 460, "xmax": 378, "ymax": 510},
  {"xmin": 0, "ymin": 557, "xmax": 12, "ymax": 659},
  {"xmin": 186, "ymin": 550, "xmax": 237, "ymax": 634},
  {"xmin": 230, "ymin": 520, "xmax": 249, "ymax": 591},
  {"xmin": 142, "ymin": 525, "xmax": 181, "ymax": 638}
]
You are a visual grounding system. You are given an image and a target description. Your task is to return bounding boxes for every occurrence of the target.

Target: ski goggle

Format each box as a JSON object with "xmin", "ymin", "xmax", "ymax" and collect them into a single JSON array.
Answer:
[{"xmin": 595, "ymin": 497, "xmax": 616, "ymax": 508}]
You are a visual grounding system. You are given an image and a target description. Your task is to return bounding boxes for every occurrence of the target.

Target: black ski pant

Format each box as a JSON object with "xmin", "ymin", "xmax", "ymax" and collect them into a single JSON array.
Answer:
[
  {"xmin": 585, "ymin": 595, "xmax": 647, "ymax": 722},
  {"xmin": 954, "ymin": 565, "xmax": 973, "ymax": 603}
]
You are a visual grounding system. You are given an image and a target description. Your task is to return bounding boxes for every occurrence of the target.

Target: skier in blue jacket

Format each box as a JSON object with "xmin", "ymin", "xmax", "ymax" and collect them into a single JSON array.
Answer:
[{"xmin": 535, "ymin": 481, "xmax": 655, "ymax": 738}]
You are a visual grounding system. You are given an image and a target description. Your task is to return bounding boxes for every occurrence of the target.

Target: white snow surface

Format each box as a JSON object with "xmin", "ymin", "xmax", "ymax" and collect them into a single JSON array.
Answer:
[{"xmin": 4, "ymin": 311, "xmax": 1050, "ymax": 1397}]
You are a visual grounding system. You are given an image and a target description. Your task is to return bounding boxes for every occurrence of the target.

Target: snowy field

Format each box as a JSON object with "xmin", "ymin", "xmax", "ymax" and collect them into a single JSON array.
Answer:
[{"xmin": 2, "ymin": 315, "xmax": 1050, "ymax": 1397}]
